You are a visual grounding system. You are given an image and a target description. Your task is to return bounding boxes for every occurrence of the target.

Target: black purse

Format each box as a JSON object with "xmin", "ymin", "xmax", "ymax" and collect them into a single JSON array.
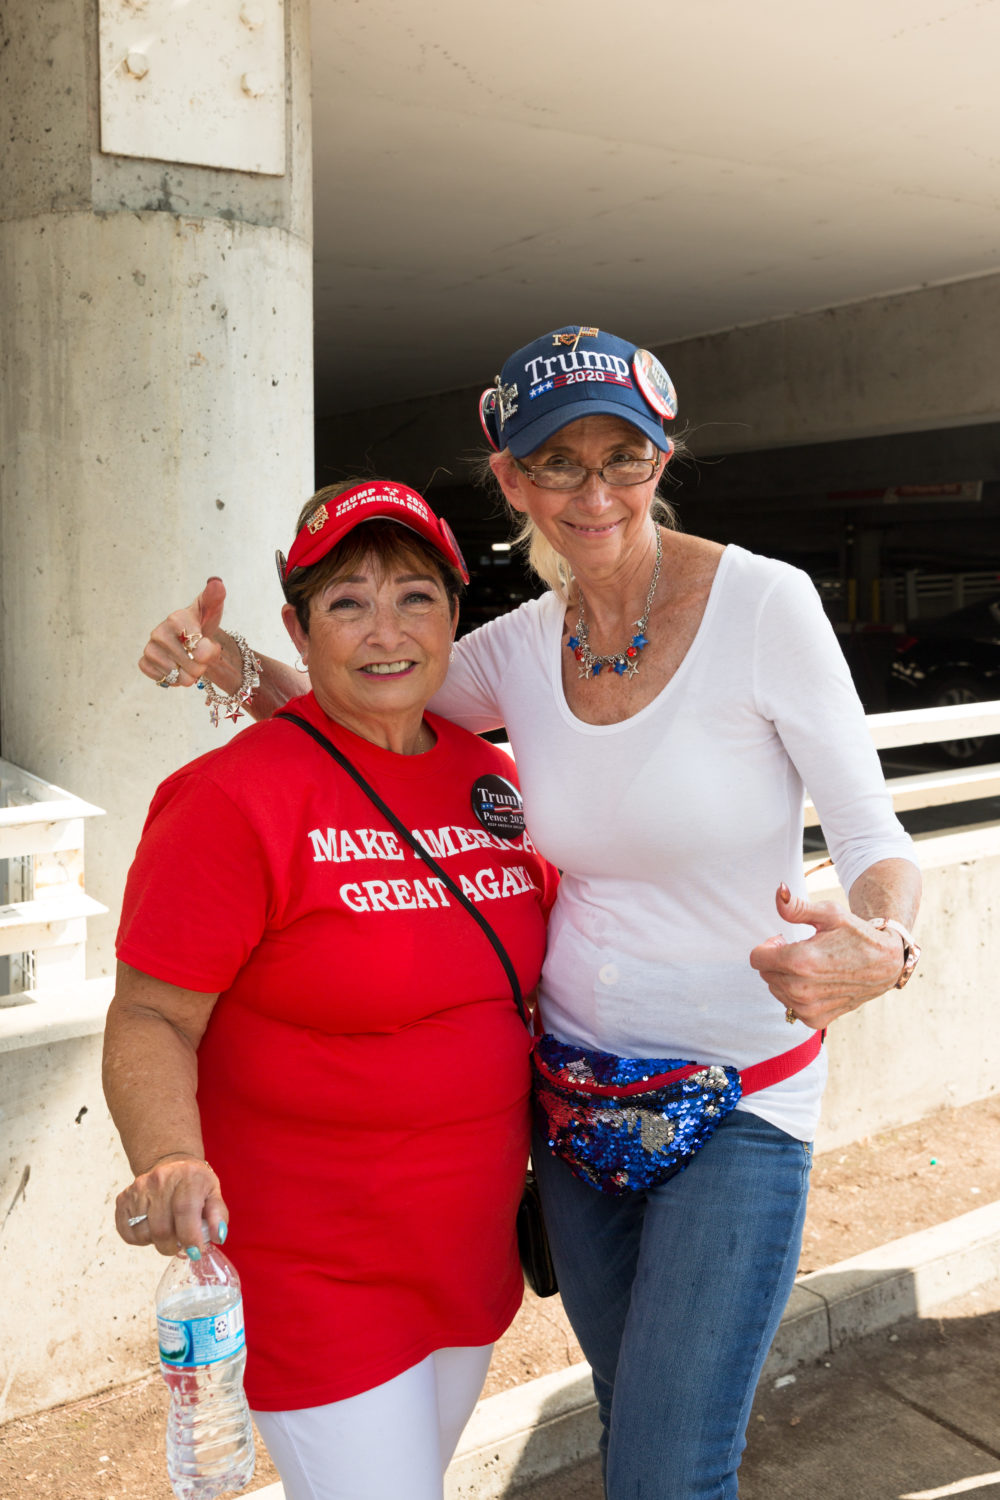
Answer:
[
  {"xmin": 515, "ymin": 1169, "xmax": 558, "ymax": 1298},
  {"xmin": 284, "ymin": 713, "xmax": 559, "ymax": 1299}
]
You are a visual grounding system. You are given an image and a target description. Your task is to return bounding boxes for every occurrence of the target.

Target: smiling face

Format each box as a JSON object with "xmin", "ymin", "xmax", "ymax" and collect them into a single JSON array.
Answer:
[
  {"xmin": 492, "ymin": 414, "xmax": 667, "ymax": 582},
  {"xmin": 282, "ymin": 542, "xmax": 458, "ymax": 752}
]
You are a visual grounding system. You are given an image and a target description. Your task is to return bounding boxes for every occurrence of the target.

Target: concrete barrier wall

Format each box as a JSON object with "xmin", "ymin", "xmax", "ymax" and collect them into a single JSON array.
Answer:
[
  {"xmin": 0, "ymin": 824, "xmax": 996, "ymax": 1422},
  {"xmin": 0, "ymin": 995, "xmax": 160, "ymax": 1426},
  {"xmin": 815, "ymin": 823, "xmax": 1000, "ymax": 1153}
]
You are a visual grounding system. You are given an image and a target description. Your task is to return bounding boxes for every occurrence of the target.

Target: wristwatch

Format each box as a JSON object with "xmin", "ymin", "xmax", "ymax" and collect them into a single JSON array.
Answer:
[{"xmin": 870, "ymin": 918, "xmax": 921, "ymax": 989}]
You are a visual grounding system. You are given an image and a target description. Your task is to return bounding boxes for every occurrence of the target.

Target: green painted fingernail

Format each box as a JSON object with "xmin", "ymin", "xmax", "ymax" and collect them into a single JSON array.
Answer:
[
  {"xmin": 218, "ymin": 1221, "xmax": 228, "ymax": 1244},
  {"xmin": 185, "ymin": 1245, "xmax": 202, "ymax": 1261}
]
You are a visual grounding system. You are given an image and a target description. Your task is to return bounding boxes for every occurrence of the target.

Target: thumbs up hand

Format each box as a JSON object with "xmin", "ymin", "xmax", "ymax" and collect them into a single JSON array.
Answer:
[{"xmin": 139, "ymin": 578, "xmax": 229, "ymax": 689}]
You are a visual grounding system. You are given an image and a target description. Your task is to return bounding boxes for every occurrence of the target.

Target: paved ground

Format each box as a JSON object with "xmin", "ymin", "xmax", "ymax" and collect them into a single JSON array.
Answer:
[
  {"xmin": 5, "ymin": 1100, "xmax": 999, "ymax": 1499},
  {"xmin": 513, "ymin": 1279, "xmax": 1000, "ymax": 1500}
]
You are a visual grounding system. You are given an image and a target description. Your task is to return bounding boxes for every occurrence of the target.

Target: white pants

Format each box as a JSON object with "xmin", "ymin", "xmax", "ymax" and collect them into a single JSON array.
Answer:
[{"xmin": 252, "ymin": 1344, "xmax": 493, "ymax": 1500}]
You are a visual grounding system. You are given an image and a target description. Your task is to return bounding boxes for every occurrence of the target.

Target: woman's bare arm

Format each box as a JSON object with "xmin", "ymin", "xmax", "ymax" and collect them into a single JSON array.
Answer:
[{"xmin": 102, "ymin": 962, "xmax": 229, "ymax": 1254}]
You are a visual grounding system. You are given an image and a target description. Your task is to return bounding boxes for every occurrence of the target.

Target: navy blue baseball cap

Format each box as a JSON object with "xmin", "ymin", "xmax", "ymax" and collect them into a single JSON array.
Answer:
[{"xmin": 479, "ymin": 326, "xmax": 678, "ymax": 458}]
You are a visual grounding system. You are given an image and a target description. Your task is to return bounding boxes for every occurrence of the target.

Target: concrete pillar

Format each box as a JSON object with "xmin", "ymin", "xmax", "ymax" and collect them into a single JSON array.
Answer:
[{"xmin": 0, "ymin": 0, "xmax": 314, "ymax": 973}]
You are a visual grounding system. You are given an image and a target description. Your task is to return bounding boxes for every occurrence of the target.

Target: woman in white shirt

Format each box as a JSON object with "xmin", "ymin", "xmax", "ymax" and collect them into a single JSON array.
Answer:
[{"xmin": 141, "ymin": 325, "xmax": 921, "ymax": 1500}]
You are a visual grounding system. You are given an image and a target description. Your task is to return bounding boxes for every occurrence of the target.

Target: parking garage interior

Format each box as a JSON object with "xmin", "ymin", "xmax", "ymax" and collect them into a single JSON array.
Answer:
[{"xmin": 314, "ymin": 412, "xmax": 1000, "ymax": 717}]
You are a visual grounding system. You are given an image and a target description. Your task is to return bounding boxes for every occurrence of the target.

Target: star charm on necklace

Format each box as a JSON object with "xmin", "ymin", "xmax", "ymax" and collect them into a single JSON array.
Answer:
[{"xmin": 566, "ymin": 526, "xmax": 662, "ymax": 684}]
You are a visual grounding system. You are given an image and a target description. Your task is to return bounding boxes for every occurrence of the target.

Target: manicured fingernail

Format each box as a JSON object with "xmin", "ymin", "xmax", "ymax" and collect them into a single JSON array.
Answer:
[
  {"xmin": 217, "ymin": 1221, "xmax": 228, "ymax": 1244},
  {"xmin": 185, "ymin": 1245, "xmax": 202, "ymax": 1261},
  {"xmin": 779, "ymin": 882, "xmax": 791, "ymax": 902}
]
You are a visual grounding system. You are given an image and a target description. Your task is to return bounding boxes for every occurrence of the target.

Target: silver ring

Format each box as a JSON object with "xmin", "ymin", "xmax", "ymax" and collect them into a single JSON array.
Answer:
[
  {"xmin": 127, "ymin": 1213, "xmax": 149, "ymax": 1227},
  {"xmin": 156, "ymin": 668, "xmax": 181, "ymax": 689}
]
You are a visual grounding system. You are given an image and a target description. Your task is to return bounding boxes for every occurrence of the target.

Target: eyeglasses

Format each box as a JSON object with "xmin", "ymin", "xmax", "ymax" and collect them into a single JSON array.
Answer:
[{"xmin": 512, "ymin": 457, "xmax": 659, "ymax": 491}]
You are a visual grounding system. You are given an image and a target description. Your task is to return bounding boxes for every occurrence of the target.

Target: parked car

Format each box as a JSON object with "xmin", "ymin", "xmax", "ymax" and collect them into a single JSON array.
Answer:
[{"xmin": 888, "ymin": 595, "xmax": 1000, "ymax": 761}]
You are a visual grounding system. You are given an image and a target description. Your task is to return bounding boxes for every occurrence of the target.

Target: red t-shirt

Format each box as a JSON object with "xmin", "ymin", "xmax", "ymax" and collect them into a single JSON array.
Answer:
[{"xmin": 117, "ymin": 694, "xmax": 556, "ymax": 1410}]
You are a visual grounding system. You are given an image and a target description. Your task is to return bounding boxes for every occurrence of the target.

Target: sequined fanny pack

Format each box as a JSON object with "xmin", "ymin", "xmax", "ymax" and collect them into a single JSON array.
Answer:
[{"xmin": 531, "ymin": 1030, "xmax": 822, "ymax": 1197}]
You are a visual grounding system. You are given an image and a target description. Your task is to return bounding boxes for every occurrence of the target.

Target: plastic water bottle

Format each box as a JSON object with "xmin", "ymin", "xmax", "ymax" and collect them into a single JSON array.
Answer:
[{"xmin": 156, "ymin": 1234, "xmax": 255, "ymax": 1500}]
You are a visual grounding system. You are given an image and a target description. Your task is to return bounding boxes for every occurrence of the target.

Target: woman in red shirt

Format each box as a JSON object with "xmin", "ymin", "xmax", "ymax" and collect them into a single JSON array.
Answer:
[{"xmin": 104, "ymin": 481, "xmax": 556, "ymax": 1500}]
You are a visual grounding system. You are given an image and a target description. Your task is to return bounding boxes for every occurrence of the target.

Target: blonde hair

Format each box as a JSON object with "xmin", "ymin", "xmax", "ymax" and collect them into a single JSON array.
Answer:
[{"xmin": 471, "ymin": 451, "xmax": 681, "ymax": 601}]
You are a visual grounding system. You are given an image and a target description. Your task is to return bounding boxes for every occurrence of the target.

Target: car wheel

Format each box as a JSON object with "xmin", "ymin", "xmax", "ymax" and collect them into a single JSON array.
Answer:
[{"xmin": 931, "ymin": 674, "xmax": 989, "ymax": 762}]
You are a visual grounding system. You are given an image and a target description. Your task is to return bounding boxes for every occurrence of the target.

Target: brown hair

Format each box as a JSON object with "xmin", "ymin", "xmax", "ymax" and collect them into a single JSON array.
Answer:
[{"xmin": 285, "ymin": 482, "xmax": 464, "ymax": 633}]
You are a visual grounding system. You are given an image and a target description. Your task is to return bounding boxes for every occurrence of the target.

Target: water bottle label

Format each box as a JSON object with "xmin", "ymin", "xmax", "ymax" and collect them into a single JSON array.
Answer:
[{"xmin": 157, "ymin": 1299, "xmax": 246, "ymax": 1368}]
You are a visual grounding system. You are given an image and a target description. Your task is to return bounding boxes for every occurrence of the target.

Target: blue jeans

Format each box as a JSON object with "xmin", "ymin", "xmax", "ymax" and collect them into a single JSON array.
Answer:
[{"xmin": 532, "ymin": 1109, "xmax": 812, "ymax": 1499}]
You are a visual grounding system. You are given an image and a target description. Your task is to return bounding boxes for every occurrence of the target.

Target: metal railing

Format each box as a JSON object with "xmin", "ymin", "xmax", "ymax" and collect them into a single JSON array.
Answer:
[
  {"xmin": 0, "ymin": 759, "xmax": 106, "ymax": 1007},
  {"xmin": 803, "ymin": 701, "xmax": 1000, "ymax": 828},
  {"xmin": 1, "ymin": 704, "xmax": 997, "ymax": 1016},
  {"xmin": 817, "ymin": 570, "xmax": 998, "ymax": 622}
]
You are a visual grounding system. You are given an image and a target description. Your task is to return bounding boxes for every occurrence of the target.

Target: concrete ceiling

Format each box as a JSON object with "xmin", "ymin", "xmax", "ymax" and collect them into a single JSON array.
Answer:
[{"xmin": 310, "ymin": 0, "xmax": 1000, "ymax": 415}]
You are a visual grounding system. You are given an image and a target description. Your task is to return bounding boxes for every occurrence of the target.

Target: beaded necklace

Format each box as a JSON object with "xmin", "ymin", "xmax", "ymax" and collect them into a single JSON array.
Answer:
[{"xmin": 567, "ymin": 527, "xmax": 662, "ymax": 679}]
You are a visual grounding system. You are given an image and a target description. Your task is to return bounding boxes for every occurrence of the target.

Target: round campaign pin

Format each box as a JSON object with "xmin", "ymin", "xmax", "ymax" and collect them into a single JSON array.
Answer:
[
  {"xmin": 478, "ymin": 388, "xmax": 501, "ymax": 451},
  {"xmin": 471, "ymin": 774, "xmax": 525, "ymax": 838},
  {"xmin": 632, "ymin": 349, "xmax": 678, "ymax": 420}
]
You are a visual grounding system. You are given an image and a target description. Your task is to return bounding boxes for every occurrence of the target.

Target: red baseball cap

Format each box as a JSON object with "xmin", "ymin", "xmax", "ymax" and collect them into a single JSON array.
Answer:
[{"xmin": 279, "ymin": 481, "xmax": 469, "ymax": 586}]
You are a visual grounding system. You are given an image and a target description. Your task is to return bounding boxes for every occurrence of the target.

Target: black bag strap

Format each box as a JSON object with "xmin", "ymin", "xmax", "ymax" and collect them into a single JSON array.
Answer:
[{"xmin": 283, "ymin": 713, "xmax": 529, "ymax": 1030}]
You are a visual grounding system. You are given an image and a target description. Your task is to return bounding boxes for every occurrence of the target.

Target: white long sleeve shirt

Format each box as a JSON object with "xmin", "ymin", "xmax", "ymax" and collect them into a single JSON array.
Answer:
[{"xmin": 431, "ymin": 545, "xmax": 916, "ymax": 1140}]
